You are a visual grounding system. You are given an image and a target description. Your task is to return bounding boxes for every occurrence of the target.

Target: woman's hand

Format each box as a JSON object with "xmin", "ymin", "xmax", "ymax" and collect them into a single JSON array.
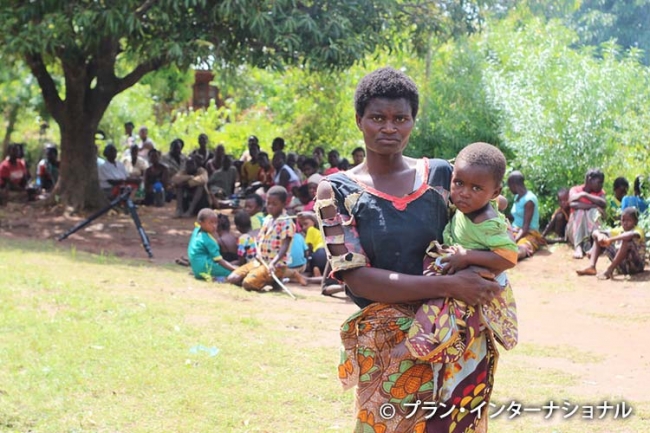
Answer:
[{"xmin": 444, "ymin": 266, "xmax": 500, "ymax": 306}]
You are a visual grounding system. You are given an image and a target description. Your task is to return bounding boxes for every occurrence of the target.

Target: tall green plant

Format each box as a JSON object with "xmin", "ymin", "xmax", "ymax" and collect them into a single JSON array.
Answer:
[{"xmin": 481, "ymin": 13, "xmax": 650, "ymax": 214}]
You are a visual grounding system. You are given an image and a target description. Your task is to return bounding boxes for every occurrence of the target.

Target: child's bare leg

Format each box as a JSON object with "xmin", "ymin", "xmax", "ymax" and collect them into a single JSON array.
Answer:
[
  {"xmin": 306, "ymin": 276, "xmax": 322, "ymax": 285},
  {"xmin": 576, "ymin": 233, "xmax": 602, "ymax": 275},
  {"xmin": 285, "ymin": 268, "xmax": 307, "ymax": 286},
  {"xmin": 227, "ymin": 273, "xmax": 243, "ymax": 286},
  {"xmin": 599, "ymin": 240, "xmax": 630, "ymax": 280}
]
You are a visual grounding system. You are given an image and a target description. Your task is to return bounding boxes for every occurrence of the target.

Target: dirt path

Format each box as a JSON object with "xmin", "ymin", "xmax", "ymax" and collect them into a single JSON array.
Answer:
[{"xmin": 1, "ymin": 201, "xmax": 649, "ymax": 406}]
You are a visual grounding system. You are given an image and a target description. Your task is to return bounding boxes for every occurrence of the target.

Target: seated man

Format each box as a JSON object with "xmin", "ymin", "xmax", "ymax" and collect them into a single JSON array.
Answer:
[
  {"xmin": 207, "ymin": 155, "xmax": 237, "ymax": 207},
  {"xmin": 98, "ymin": 144, "xmax": 140, "ymax": 199},
  {"xmin": 161, "ymin": 138, "xmax": 187, "ymax": 179},
  {"xmin": 171, "ymin": 157, "xmax": 209, "ymax": 218},
  {"xmin": 143, "ymin": 149, "xmax": 170, "ymax": 207}
]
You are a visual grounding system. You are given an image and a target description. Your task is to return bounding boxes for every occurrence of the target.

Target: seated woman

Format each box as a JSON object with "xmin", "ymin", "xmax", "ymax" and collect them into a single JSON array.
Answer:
[
  {"xmin": 566, "ymin": 169, "xmax": 607, "ymax": 259},
  {"xmin": 507, "ymin": 170, "xmax": 545, "ymax": 259}
]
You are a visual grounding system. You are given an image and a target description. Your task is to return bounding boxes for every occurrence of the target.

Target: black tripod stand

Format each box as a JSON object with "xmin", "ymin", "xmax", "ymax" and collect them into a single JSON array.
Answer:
[{"xmin": 58, "ymin": 186, "xmax": 153, "ymax": 258}]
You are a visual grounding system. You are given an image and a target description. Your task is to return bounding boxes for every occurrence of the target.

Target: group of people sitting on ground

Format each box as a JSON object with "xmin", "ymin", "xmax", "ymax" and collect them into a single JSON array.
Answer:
[
  {"xmin": 3, "ymin": 112, "xmax": 646, "ymax": 283},
  {"xmin": 94, "ymin": 124, "xmax": 366, "ymax": 219},
  {"xmin": 565, "ymin": 171, "xmax": 647, "ymax": 280},
  {"xmin": 0, "ymin": 142, "xmax": 59, "ymax": 203},
  {"xmin": 510, "ymin": 167, "xmax": 647, "ymax": 280},
  {"xmin": 184, "ymin": 185, "xmax": 334, "ymax": 294}
]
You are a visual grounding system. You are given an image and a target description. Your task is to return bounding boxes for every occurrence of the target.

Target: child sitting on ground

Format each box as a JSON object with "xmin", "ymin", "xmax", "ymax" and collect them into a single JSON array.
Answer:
[
  {"xmin": 576, "ymin": 207, "xmax": 645, "ymax": 280},
  {"xmin": 541, "ymin": 187, "xmax": 570, "ymax": 243},
  {"xmin": 227, "ymin": 186, "xmax": 295, "ymax": 291},
  {"xmin": 407, "ymin": 142, "xmax": 519, "ymax": 362},
  {"xmin": 244, "ymin": 193, "xmax": 266, "ymax": 231},
  {"xmin": 216, "ymin": 213, "xmax": 238, "ymax": 262},
  {"xmin": 234, "ymin": 210, "xmax": 257, "ymax": 266},
  {"xmin": 285, "ymin": 230, "xmax": 308, "ymax": 286},
  {"xmin": 297, "ymin": 211, "xmax": 327, "ymax": 278},
  {"xmin": 187, "ymin": 208, "xmax": 237, "ymax": 281}
]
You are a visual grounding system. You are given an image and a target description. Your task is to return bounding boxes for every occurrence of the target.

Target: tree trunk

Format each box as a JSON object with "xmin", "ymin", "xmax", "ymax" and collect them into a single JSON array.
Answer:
[
  {"xmin": 2, "ymin": 105, "xmax": 19, "ymax": 158},
  {"xmin": 54, "ymin": 115, "xmax": 106, "ymax": 211}
]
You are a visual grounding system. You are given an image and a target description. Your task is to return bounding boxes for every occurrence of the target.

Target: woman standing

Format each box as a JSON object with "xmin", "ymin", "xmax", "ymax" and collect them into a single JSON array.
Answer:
[{"xmin": 315, "ymin": 67, "xmax": 501, "ymax": 432}]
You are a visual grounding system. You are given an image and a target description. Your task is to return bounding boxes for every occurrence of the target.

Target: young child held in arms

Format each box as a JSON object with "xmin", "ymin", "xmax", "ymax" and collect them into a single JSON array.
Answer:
[
  {"xmin": 187, "ymin": 208, "xmax": 237, "ymax": 281},
  {"xmin": 407, "ymin": 142, "xmax": 519, "ymax": 362},
  {"xmin": 576, "ymin": 207, "xmax": 645, "ymax": 280},
  {"xmin": 227, "ymin": 186, "xmax": 295, "ymax": 291}
]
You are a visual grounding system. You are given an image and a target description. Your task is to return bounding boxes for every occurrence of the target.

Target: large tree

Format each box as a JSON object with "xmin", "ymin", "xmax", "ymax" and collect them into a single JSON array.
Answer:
[
  {"xmin": 573, "ymin": 0, "xmax": 650, "ymax": 64},
  {"xmin": 0, "ymin": 0, "xmax": 485, "ymax": 210}
]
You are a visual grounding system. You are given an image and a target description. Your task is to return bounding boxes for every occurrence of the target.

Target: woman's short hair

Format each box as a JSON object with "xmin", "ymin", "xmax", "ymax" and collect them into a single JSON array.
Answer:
[
  {"xmin": 354, "ymin": 67, "xmax": 419, "ymax": 119},
  {"xmin": 585, "ymin": 168, "xmax": 605, "ymax": 183}
]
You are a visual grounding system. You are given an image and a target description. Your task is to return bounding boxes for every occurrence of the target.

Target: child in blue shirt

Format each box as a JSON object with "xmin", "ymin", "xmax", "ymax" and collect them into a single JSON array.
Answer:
[
  {"xmin": 188, "ymin": 208, "xmax": 237, "ymax": 281},
  {"xmin": 285, "ymin": 231, "xmax": 308, "ymax": 286}
]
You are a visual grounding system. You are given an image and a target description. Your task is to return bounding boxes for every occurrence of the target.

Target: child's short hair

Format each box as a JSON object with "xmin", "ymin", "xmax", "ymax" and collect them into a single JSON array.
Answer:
[
  {"xmin": 234, "ymin": 210, "xmax": 252, "ymax": 231},
  {"xmin": 613, "ymin": 177, "xmax": 629, "ymax": 190},
  {"xmin": 267, "ymin": 185, "xmax": 288, "ymax": 204},
  {"xmin": 197, "ymin": 208, "xmax": 216, "ymax": 222},
  {"xmin": 216, "ymin": 213, "xmax": 230, "ymax": 231},
  {"xmin": 302, "ymin": 158, "xmax": 318, "ymax": 171},
  {"xmin": 298, "ymin": 211, "xmax": 319, "ymax": 228},
  {"xmin": 456, "ymin": 142, "xmax": 506, "ymax": 185},
  {"xmin": 245, "ymin": 193, "xmax": 264, "ymax": 209},
  {"xmin": 622, "ymin": 207, "xmax": 639, "ymax": 223}
]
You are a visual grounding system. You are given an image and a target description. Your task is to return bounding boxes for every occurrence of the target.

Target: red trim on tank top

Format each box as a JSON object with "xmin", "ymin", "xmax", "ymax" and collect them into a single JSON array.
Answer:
[{"xmin": 346, "ymin": 158, "xmax": 430, "ymax": 211}]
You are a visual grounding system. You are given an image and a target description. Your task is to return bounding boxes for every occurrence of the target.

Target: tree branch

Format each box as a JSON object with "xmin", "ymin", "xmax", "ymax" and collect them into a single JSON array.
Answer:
[
  {"xmin": 114, "ymin": 57, "xmax": 167, "ymax": 95},
  {"xmin": 136, "ymin": 0, "xmax": 158, "ymax": 18},
  {"xmin": 24, "ymin": 52, "xmax": 64, "ymax": 125}
]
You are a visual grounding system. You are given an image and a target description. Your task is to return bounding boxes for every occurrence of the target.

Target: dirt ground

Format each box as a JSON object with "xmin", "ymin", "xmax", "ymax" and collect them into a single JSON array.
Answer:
[{"xmin": 1, "ymin": 200, "xmax": 649, "ymax": 409}]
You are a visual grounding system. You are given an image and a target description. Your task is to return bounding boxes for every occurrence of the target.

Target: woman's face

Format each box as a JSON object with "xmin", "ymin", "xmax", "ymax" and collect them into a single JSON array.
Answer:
[
  {"xmin": 587, "ymin": 176, "xmax": 604, "ymax": 193},
  {"xmin": 356, "ymin": 97, "xmax": 414, "ymax": 157}
]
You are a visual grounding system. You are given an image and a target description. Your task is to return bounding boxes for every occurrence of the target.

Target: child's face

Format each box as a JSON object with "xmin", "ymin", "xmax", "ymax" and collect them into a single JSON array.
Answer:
[
  {"xmin": 620, "ymin": 213, "xmax": 637, "ymax": 232},
  {"xmin": 614, "ymin": 185, "xmax": 628, "ymax": 200},
  {"xmin": 199, "ymin": 216, "xmax": 217, "ymax": 234},
  {"xmin": 307, "ymin": 183, "xmax": 318, "ymax": 199},
  {"xmin": 558, "ymin": 191, "xmax": 570, "ymax": 210},
  {"xmin": 244, "ymin": 198, "xmax": 260, "ymax": 216},
  {"xmin": 266, "ymin": 194, "xmax": 285, "ymax": 218},
  {"xmin": 298, "ymin": 216, "xmax": 314, "ymax": 230},
  {"xmin": 450, "ymin": 160, "xmax": 501, "ymax": 215}
]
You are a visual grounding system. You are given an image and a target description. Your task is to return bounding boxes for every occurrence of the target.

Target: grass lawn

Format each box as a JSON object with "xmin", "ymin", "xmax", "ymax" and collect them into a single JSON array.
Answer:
[{"xmin": 0, "ymin": 238, "xmax": 648, "ymax": 432}]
